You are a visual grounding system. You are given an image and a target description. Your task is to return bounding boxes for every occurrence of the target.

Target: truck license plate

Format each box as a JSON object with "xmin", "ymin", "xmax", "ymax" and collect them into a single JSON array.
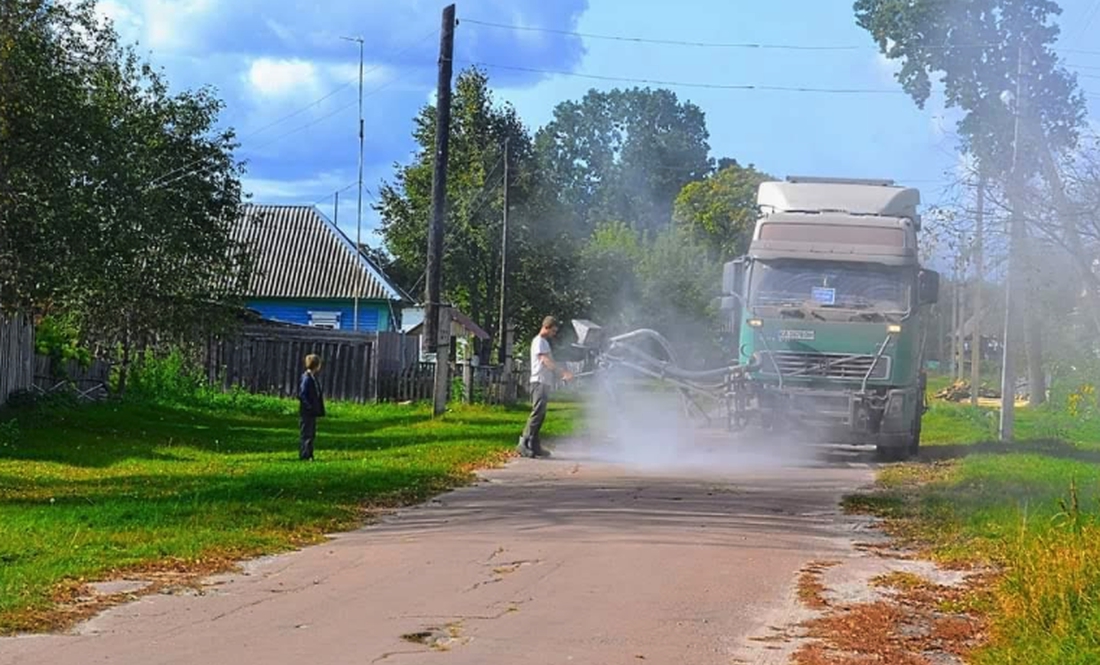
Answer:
[{"xmin": 779, "ymin": 329, "xmax": 815, "ymax": 341}]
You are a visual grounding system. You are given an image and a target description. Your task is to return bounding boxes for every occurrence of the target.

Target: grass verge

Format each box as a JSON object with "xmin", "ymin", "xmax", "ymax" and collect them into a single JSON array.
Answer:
[
  {"xmin": 844, "ymin": 395, "xmax": 1100, "ymax": 664},
  {"xmin": 0, "ymin": 395, "xmax": 577, "ymax": 635}
]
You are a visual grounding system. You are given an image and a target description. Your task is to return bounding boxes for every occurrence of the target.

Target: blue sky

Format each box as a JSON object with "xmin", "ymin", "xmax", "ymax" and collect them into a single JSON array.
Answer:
[{"xmin": 100, "ymin": 0, "xmax": 1100, "ymax": 248}]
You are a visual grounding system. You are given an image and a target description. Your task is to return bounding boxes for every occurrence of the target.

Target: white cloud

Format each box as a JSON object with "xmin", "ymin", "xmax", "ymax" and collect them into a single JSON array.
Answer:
[
  {"xmin": 873, "ymin": 52, "xmax": 902, "ymax": 84},
  {"xmin": 246, "ymin": 58, "xmax": 321, "ymax": 98},
  {"xmin": 509, "ymin": 11, "xmax": 545, "ymax": 46},
  {"xmin": 242, "ymin": 171, "xmax": 349, "ymax": 201},
  {"xmin": 326, "ymin": 62, "xmax": 396, "ymax": 88},
  {"xmin": 95, "ymin": 0, "xmax": 143, "ymax": 42},
  {"xmin": 264, "ymin": 17, "xmax": 296, "ymax": 47},
  {"xmin": 140, "ymin": 0, "xmax": 216, "ymax": 51}
]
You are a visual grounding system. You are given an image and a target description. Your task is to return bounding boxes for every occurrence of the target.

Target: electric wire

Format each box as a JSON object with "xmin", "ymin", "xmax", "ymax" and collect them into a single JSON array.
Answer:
[
  {"xmin": 459, "ymin": 17, "xmax": 1100, "ymax": 56},
  {"xmin": 462, "ymin": 60, "xmax": 907, "ymax": 94},
  {"xmin": 144, "ymin": 27, "xmax": 440, "ymax": 191}
]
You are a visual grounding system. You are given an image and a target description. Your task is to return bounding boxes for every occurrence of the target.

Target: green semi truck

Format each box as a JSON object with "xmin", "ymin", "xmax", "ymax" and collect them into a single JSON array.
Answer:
[{"xmin": 719, "ymin": 176, "xmax": 940, "ymax": 460}]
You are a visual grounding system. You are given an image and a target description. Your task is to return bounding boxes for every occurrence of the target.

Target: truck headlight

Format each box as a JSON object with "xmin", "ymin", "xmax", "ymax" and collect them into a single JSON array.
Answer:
[
  {"xmin": 887, "ymin": 324, "xmax": 902, "ymax": 335},
  {"xmin": 748, "ymin": 318, "xmax": 763, "ymax": 328}
]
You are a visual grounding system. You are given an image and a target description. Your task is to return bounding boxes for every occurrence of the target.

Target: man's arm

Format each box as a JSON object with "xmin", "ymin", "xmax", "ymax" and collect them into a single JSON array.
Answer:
[
  {"xmin": 300, "ymin": 374, "xmax": 320, "ymax": 414},
  {"xmin": 538, "ymin": 353, "xmax": 573, "ymax": 381}
]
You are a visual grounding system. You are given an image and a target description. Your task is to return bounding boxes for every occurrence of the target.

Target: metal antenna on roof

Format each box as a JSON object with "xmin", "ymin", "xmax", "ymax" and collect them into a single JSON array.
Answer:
[{"xmin": 341, "ymin": 35, "xmax": 365, "ymax": 331}]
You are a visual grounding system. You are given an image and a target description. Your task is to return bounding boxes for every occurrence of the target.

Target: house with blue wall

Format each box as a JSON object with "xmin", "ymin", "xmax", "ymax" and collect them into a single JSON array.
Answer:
[{"xmin": 233, "ymin": 204, "xmax": 412, "ymax": 331}]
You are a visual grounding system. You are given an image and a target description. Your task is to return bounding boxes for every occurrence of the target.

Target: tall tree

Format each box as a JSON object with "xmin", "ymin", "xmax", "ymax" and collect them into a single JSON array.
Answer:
[
  {"xmin": 672, "ymin": 160, "xmax": 772, "ymax": 261},
  {"xmin": 377, "ymin": 67, "xmax": 581, "ymax": 359},
  {"xmin": 854, "ymin": 0, "xmax": 1088, "ymax": 405},
  {"xmin": 535, "ymin": 87, "xmax": 713, "ymax": 237},
  {"xmin": 0, "ymin": 0, "xmax": 251, "ymax": 386},
  {"xmin": 853, "ymin": 0, "xmax": 1085, "ymax": 179},
  {"xmin": 0, "ymin": 0, "xmax": 109, "ymax": 311}
]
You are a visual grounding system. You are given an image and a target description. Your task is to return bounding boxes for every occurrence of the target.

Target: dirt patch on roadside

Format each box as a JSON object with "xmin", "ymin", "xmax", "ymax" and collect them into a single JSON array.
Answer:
[
  {"xmin": 738, "ymin": 498, "xmax": 996, "ymax": 665},
  {"xmin": 787, "ymin": 525, "xmax": 994, "ymax": 664}
]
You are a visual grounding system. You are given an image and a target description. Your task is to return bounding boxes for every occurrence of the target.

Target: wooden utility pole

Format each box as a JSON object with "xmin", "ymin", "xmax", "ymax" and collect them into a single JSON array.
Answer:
[
  {"xmin": 498, "ymin": 137, "xmax": 510, "ymax": 365},
  {"xmin": 1000, "ymin": 41, "xmax": 1027, "ymax": 440},
  {"xmin": 970, "ymin": 175, "xmax": 985, "ymax": 406},
  {"xmin": 426, "ymin": 4, "xmax": 456, "ymax": 416}
]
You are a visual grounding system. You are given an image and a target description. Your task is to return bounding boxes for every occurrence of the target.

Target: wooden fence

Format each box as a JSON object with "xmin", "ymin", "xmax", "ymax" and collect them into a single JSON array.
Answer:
[
  {"xmin": 204, "ymin": 323, "xmax": 528, "ymax": 405},
  {"xmin": 34, "ymin": 356, "xmax": 112, "ymax": 400},
  {"xmin": 376, "ymin": 361, "xmax": 444, "ymax": 403},
  {"xmin": 206, "ymin": 325, "xmax": 386, "ymax": 402},
  {"xmin": 0, "ymin": 312, "xmax": 35, "ymax": 406}
]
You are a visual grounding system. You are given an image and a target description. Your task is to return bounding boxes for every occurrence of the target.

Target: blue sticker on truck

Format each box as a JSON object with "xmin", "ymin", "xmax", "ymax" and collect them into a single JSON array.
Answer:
[{"xmin": 811, "ymin": 287, "xmax": 836, "ymax": 305}]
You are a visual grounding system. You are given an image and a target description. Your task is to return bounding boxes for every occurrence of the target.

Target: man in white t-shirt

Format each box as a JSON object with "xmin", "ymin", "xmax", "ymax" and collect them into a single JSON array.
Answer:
[{"xmin": 517, "ymin": 316, "xmax": 573, "ymax": 459}]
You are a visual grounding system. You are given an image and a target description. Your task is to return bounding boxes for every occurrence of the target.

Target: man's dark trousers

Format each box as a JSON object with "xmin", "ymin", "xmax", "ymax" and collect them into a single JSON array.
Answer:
[
  {"xmin": 299, "ymin": 415, "xmax": 316, "ymax": 460},
  {"xmin": 520, "ymin": 382, "xmax": 550, "ymax": 456}
]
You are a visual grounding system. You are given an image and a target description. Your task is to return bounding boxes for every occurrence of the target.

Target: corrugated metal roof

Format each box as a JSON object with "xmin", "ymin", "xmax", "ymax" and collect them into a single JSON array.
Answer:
[{"xmin": 233, "ymin": 204, "xmax": 410, "ymax": 301}]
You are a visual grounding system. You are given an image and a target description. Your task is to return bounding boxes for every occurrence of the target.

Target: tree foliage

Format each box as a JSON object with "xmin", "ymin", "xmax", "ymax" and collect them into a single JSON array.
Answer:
[
  {"xmin": 377, "ymin": 67, "xmax": 586, "ymax": 358},
  {"xmin": 853, "ymin": 0, "xmax": 1086, "ymax": 178},
  {"xmin": 377, "ymin": 73, "xmax": 754, "ymax": 362},
  {"xmin": 0, "ymin": 0, "xmax": 250, "ymax": 380},
  {"xmin": 535, "ymin": 87, "xmax": 713, "ymax": 238},
  {"xmin": 673, "ymin": 160, "xmax": 772, "ymax": 260}
]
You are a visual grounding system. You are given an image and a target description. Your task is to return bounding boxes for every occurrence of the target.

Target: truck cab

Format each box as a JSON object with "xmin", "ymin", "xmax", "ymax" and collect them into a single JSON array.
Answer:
[{"xmin": 721, "ymin": 177, "xmax": 940, "ymax": 460}]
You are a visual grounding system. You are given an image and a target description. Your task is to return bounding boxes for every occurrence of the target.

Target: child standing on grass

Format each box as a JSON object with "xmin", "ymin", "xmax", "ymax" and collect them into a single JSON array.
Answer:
[{"xmin": 299, "ymin": 354, "xmax": 326, "ymax": 461}]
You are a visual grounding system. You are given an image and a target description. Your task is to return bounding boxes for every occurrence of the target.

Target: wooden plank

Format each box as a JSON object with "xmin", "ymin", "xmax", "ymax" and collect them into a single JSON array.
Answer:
[{"xmin": 0, "ymin": 312, "xmax": 35, "ymax": 405}]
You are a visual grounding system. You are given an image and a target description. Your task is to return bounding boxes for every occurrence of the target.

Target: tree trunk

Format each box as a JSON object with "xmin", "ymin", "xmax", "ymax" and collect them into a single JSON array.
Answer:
[
  {"xmin": 1026, "ymin": 306, "xmax": 1046, "ymax": 406},
  {"xmin": 937, "ymin": 303, "xmax": 946, "ymax": 368},
  {"xmin": 956, "ymin": 276, "xmax": 966, "ymax": 382},
  {"xmin": 970, "ymin": 176, "xmax": 985, "ymax": 406},
  {"xmin": 117, "ymin": 329, "xmax": 132, "ymax": 396},
  {"xmin": 1036, "ymin": 143, "xmax": 1100, "ymax": 337}
]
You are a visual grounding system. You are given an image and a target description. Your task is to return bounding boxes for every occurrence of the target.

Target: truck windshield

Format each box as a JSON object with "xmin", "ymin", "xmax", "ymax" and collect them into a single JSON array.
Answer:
[{"xmin": 750, "ymin": 261, "xmax": 912, "ymax": 315}]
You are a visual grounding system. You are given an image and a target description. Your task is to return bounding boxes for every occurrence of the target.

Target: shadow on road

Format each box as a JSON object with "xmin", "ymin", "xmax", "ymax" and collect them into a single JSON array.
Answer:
[
  {"xmin": 917, "ymin": 438, "xmax": 1100, "ymax": 464},
  {"xmin": 363, "ymin": 437, "xmax": 880, "ymax": 551}
]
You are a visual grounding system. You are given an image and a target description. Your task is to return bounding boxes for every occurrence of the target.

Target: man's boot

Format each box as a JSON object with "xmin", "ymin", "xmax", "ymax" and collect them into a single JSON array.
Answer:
[{"xmin": 516, "ymin": 436, "xmax": 536, "ymax": 458}]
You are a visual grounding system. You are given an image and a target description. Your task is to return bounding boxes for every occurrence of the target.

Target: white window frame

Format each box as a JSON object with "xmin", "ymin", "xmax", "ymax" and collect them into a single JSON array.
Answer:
[{"xmin": 308, "ymin": 311, "xmax": 342, "ymax": 330}]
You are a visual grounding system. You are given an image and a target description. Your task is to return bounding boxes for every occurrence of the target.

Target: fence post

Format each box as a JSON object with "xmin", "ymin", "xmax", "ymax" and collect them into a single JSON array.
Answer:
[
  {"xmin": 366, "ymin": 340, "xmax": 377, "ymax": 402},
  {"xmin": 503, "ymin": 323, "xmax": 517, "ymax": 404},
  {"xmin": 463, "ymin": 359, "xmax": 474, "ymax": 404}
]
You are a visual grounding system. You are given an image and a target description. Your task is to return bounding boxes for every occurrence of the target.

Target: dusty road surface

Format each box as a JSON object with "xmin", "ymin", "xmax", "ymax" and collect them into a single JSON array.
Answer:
[{"xmin": 0, "ymin": 438, "xmax": 878, "ymax": 665}]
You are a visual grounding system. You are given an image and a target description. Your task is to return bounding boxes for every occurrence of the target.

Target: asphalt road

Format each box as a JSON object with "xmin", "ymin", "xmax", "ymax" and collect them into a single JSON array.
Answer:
[{"xmin": 0, "ymin": 437, "xmax": 877, "ymax": 665}]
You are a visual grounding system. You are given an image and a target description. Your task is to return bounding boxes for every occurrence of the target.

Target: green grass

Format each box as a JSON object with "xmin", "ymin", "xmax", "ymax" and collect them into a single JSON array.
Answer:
[
  {"xmin": 852, "ymin": 398, "xmax": 1100, "ymax": 664},
  {"xmin": 0, "ymin": 395, "xmax": 577, "ymax": 634}
]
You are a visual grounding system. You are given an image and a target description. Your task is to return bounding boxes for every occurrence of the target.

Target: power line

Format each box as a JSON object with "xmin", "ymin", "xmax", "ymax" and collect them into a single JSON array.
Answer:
[
  {"xmin": 146, "ymin": 58, "xmax": 433, "ymax": 193},
  {"xmin": 459, "ymin": 17, "xmax": 866, "ymax": 51},
  {"xmin": 145, "ymin": 86, "xmax": 356, "ymax": 190},
  {"xmin": 310, "ymin": 181, "xmax": 357, "ymax": 207},
  {"xmin": 145, "ymin": 27, "xmax": 440, "ymax": 191},
  {"xmin": 459, "ymin": 17, "xmax": 1100, "ymax": 57},
  {"xmin": 146, "ymin": 98, "xmax": 360, "ymax": 191},
  {"xmin": 463, "ymin": 60, "xmax": 908, "ymax": 94},
  {"xmin": 1067, "ymin": 0, "xmax": 1100, "ymax": 49}
]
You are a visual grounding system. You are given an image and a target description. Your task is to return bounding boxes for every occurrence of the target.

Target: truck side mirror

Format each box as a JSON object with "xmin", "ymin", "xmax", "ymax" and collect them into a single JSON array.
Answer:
[
  {"xmin": 918, "ymin": 269, "xmax": 940, "ymax": 305},
  {"xmin": 723, "ymin": 258, "xmax": 747, "ymax": 296}
]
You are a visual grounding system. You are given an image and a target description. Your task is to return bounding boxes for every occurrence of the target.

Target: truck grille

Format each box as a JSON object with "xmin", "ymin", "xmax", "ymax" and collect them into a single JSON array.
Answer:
[{"xmin": 759, "ymin": 351, "xmax": 890, "ymax": 381}]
